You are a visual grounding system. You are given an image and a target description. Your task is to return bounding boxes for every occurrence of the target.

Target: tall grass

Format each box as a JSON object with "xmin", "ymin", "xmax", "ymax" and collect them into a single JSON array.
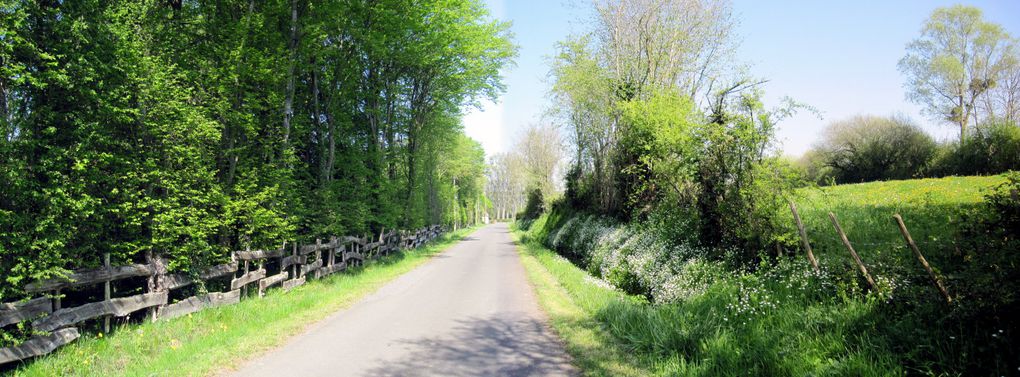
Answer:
[
  {"xmin": 6, "ymin": 228, "xmax": 477, "ymax": 377},
  {"xmin": 516, "ymin": 227, "xmax": 901, "ymax": 376}
]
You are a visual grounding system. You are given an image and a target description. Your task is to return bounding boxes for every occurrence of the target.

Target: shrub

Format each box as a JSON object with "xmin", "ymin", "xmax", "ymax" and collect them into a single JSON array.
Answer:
[
  {"xmin": 814, "ymin": 114, "xmax": 936, "ymax": 183},
  {"xmin": 518, "ymin": 187, "xmax": 545, "ymax": 221},
  {"xmin": 930, "ymin": 121, "xmax": 1020, "ymax": 176},
  {"xmin": 794, "ymin": 149, "xmax": 835, "ymax": 185}
]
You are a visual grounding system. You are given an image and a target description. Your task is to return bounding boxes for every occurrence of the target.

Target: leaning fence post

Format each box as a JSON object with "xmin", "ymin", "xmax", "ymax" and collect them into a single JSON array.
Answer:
[
  {"xmin": 789, "ymin": 202, "xmax": 820, "ymax": 272},
  {"xmin": 828, "ymin": 212, "xmax": 877, "ymax": 291},
  {"xmin": 892, "ymin": 214, "xmax": 953, "ymax": 304}
]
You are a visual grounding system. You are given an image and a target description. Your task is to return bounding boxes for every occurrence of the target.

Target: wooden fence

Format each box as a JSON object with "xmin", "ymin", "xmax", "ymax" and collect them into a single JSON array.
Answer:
[
  {"xmin": 0, "ymin": 225, "xmax": 443, "ymax": 366},
  {"xmin": 788, "ymin": 203, "xmax": 953, "ymax": 304}
]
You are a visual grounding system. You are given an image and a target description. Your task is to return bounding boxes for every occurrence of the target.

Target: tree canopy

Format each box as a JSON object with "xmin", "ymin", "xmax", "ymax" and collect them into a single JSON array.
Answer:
[
  {"xmin": 899, "ymin": 5, "xmax": 1019, "ymax": 142},
  {"xmin": 0, "ymin": 0, "xmax": 515, "ymax": 301}
]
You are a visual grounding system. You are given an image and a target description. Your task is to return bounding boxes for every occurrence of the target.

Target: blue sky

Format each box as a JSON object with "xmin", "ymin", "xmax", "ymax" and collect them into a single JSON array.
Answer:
[{"xmin": 463, "ymin": 0, "xmax": 1020, "ymax": 157}]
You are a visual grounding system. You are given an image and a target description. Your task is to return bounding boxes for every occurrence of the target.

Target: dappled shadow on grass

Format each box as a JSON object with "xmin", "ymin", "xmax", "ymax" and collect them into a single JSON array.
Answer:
[{"xmin": 359, "ymin": 315, "xmax": 576, "ymax": 377}]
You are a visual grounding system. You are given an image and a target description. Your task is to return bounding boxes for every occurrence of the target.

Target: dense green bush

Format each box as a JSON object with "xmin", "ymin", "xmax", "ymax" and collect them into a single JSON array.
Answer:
[
  {"xmin": 799, "ymin": 117, "xmax": 1020, "ymax": 184},
  {"xmin": 930, "ymin": 121, "xmax": 1020, "ymax": 176},
  {"xmin": 597, "ymin": 88, "xmax": 799, "ymax": 260},
  {"xmin": 518, "ymin": 188, "xmax": 546, "ymax": 221},
  {"xmin": 951, "ymin": 173, "xmax": 1020, "ymax": 330},
  {"xmin": 811, "ymin": 115, "xmax": 936, "ymax": 184}
]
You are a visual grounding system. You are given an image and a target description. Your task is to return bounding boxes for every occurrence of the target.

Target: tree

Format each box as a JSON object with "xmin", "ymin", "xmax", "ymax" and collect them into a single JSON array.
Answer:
[
  {"xmin": 899, "ymin": 5, "xmax": 1019, "ymax": 143},
  {"xmin": 593, "ymin": 0, "xmax": 736, "ymax": 102},
  {"xmin": 813, "ymin": 115, "xmax": 936, "ymax": 183},
  {"xmin": 485, "ymin": 152, "xmax": 527, "ymax": 220},
  {"xmin": 980, "ymin": 60, "xmax": 1020, "ymax": 125},
  {"xmin": 550, "ymin": 0, "xmax": 738, "ymax": 217},
  {"xmin": 483, "ymin": 124, "xmax": 564, "ymax": 221},
  {"xmin": 515, "ymin": 124, "xmax": 564, "ymax": 198},
  {"xmin": 550, "ymin": 35, "xmax": 618, "ymax": 211}
]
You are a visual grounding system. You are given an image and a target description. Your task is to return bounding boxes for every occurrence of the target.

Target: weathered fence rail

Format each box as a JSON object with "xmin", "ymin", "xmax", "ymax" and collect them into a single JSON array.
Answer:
[{"xmin": 0, "ymin": 225, "xmax": 444, "ymax": 366}]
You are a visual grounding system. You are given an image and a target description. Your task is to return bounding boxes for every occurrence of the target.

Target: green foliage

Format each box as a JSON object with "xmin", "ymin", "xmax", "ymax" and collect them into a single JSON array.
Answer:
[
  {"xmin": 0, "ymin": 0, "xmax": 513, "ymax": 303},
  {"xmin": 951, "ymin": 173, "xmax": 1020, "ymax": 331},
  {"xmin": 519, "ymin": 188, "xmax": 546, "ymax": 221},
  {"xmin": 812, "ymin": 115, "xmax": 937, "ymax": 184},
  {"xmin": 615, "ymin": 90, "xmax": 699, "ymax": 216},
  {"xmin": 930, "ymin": 121, "xmax": 1020, "ymax": 176}
]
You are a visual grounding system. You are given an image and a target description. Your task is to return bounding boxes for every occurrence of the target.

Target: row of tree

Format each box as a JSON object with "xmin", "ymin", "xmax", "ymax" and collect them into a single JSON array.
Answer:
[
  {"xmin": 484, "ymin": 124, "xmax": 563, "ymax": 221},
  {"xmin": 800, "ymin": 5, "xmax": 1020, "ymax": 185},
  {"xmin": 800, "ymin": 115, "xmax": 1019, "ymax": 184},
  {"xmin": 0, "ymin": 0, "xmax": 514, "ymax": 301}
]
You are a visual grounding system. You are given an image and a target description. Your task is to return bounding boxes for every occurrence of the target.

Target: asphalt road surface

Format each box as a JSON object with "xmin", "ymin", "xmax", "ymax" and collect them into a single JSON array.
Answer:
[{"xmin": 230, "ymin": 223, "xmax": 576, "ymax": 377}]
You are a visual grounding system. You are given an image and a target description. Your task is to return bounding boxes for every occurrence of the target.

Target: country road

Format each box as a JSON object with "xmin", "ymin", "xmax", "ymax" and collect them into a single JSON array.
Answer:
[{"xmin": 229, "ymin": 223, "xmax": 576, "ymax": 377}]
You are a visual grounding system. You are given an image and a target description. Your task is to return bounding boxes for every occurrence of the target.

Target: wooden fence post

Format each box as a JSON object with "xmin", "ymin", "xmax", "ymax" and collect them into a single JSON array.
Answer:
[
  {"xmin": 103, "ymin": 252, "xmax": 110, "ymax": 333},
  {"xmin": 828, "ymin": 212, "xmax": 877, "ymax": 291},
  {"xmin": 789, "ymin": 202, "xmax": 820, "ymax": 272},
  {"xmin": 329, "ymin": 236, "xmax": 336, "ymax": 267},
  {"xmin": 315, "ymin": 238, "xmax": 322, "ymax": 273},
  {"xmin": 291, "ymin": 242, "xmax": 298, "ymax": 278},
  {"xmin": 893, "ymin": 214, "xmax": 953, "ymax": 304},
  {"xmin": 145, "ymin": 250, "xmax": 167, "ymax": 322},
  {"xmin": 242, "ymin": 254, "xmax": 250, "ymax": 297}
]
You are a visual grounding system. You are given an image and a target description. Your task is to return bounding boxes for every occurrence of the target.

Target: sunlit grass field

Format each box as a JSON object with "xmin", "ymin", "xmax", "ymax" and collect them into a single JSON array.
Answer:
[
  {"xmin": 787, "ymin": 175, "xmax": 1006, "ymax": 289},
  {"xmin": 6, "ymin": 228, "xmax": 476, "ymax": 377}
]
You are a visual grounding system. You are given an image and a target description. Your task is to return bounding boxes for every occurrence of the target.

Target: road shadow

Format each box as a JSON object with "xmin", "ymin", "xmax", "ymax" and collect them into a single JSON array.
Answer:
[{"xmin": 359, "ymin": 314, "xmax": 576, "ymax": 377}]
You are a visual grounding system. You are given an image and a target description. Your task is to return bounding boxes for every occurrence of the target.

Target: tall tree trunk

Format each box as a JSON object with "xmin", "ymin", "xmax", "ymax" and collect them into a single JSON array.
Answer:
[
  {"xmin": 282, "ymin": 0, "xmax": 298, "ymax": 147},
  {"xmin": 312, "ymin": 64, "xmax": 330, "ymax": 187},
  {"xmin": 405, "ymin": 133, "xmax": 417, "ymax": 224}
]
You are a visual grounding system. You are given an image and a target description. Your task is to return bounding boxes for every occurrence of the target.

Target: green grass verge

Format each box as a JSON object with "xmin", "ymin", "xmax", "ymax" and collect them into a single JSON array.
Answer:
[
  {"xmin": 515, "ymin": 175, "xmax": 1018, "ymax": 376},
  {"xmin": 513, "ymin": 224, "xmax": 905, "ymax": 376},
  {"xmin": 513, "ymin": 227, "xmax": 662, "ymax": 376},
  {"xmin": 7, "ymin": 227, "xmax": 478, "ymax": 377}
]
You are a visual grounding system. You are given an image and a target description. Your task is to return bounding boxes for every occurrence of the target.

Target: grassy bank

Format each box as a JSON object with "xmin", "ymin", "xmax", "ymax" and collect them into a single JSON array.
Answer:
[
  {"xmin": 513, "ymin": 228, "xmax": 651, "ymax": 376},
  {"xmin": 7, "ymin": 227, "xmax": 477, "ymax": 377},
  {"xmin": 515, "ymin": 173, "xmax": 1019, "ymax": 376},
  {"xmin": 514, "ymin": 225, "xmax": 901, "ymax": 376}
]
